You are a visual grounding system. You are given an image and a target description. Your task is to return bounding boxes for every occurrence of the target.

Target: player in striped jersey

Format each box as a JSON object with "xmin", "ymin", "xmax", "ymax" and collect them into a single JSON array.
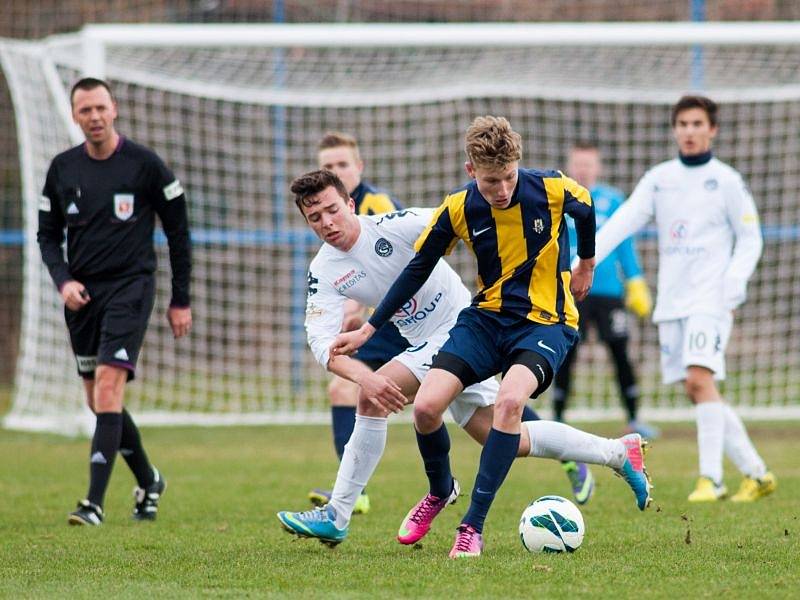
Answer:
[
  {"xmin": 277, "ymin": 170, "xmax": 647, "ymax": 549},
  {"xmin": 307, "ymin": 132, "xmax": 409, "ymax": 514},
  {"xmin": 333, "ymin": 117, "xmax": 652, "ymax": 558},
  {"xmin": 594, "ymin": 95, "xmax": 776, "ymax": 503}
]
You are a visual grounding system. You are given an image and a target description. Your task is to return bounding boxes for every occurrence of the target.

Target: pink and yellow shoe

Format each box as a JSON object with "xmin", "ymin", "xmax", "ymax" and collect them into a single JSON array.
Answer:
[
  {"xmin": 449, "ymin": 524, "xmax": 483, "ymax": 559},
  {"xmin": 397, "ymin": 479, "xmax": 460, "ymax": 545},
  {"xmin": 614, "ymin": 433, "xmax": 653, "ymax": 511}
]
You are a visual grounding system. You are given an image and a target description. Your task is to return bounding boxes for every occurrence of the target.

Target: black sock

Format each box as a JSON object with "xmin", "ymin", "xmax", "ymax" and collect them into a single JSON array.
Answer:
[
  {"xmin": 120, "ymin": 409, "xmax": 154, "ymax": 488},
  {"xmin": 87, "ymin": 412, "xmax": 123, "ymax": 507}
]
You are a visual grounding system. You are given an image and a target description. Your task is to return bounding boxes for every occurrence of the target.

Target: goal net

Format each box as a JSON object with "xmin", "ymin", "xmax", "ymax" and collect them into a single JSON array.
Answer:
[{"xmin": 2, "ymin": 23, "xmax": 799, "ymax": 434}]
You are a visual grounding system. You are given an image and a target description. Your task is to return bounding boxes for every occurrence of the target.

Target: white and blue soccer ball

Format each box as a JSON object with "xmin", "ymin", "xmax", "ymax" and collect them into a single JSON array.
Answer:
[{"xmin": 519, "ymin": 495, "xmax": 585, "ymax": 553}]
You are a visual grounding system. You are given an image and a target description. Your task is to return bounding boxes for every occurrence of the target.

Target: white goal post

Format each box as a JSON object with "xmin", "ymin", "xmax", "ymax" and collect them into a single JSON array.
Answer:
[{"xmin": 2, "ymin": 22, "xmax": 799, "ymax": 434}]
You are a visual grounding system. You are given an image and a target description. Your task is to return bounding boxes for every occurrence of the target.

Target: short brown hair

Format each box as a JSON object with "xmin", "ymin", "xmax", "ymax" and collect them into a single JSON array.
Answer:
[
  {"xmin": 290, "ymin": 169, "xmax": 349, "ymax": 213},
  {"xmin": 70, "ymin": 77, "xmax": 114, "ymax": 106},
  {"xmin": 318, "ymin": 131, "xmax": 361, "ymax": 161},
  {"xmin": 465, "ymin": 116, "xmax": 522, "ymax": 169},
  {"xmin": 671, "ymin": 94, "xmax": 718, "ymax": 127}
]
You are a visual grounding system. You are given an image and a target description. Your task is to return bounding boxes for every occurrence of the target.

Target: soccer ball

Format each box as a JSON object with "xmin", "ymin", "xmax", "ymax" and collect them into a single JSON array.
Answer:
[{"xmin": 519, "ymin": 495, "xmax": 585, "ymax": 553}]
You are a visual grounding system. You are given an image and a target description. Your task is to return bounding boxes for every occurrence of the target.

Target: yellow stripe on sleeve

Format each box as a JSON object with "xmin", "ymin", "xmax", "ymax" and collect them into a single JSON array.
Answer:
[
  {"xmin": 414, "ymin": 191, "xmax": 467, "ymax": 255},
  {"xmin": 358, "ymin": 193, "xmax": 396, "ymax": 215},
  {"xmin": 562, "ymin": 173, "xmax": 592, "ymax": 208}
]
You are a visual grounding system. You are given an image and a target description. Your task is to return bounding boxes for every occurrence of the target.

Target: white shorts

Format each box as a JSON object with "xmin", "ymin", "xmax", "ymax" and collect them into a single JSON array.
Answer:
[
  {"xmin": 393, "ymin": 329, "xmax": 498, "ymax": 427},
  {"xmin": 657, "ymin": 313, "xmax": 733, "ymax": 385}
]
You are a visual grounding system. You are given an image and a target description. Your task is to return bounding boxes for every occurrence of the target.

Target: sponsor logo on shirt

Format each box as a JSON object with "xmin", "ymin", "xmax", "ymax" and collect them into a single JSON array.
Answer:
[
  {"xmin": 666, "ymin": 220, "xmax": 706, "ymax": 256},
  {"xmin": 336, "ymin": 270, "xmax": 367, "ymax": 293},
  {"xmin": 394, "ymin": 292, "xmax": 443, "ymax": 327},
  {"xmin": 669, "ymin": 220, "xmax": 689, "ymax": 240},
  {"xmin": 704, "ymin": 178, "xmax": 718, "ymax": 191},
  {"xmin": 533, "ymin": 218, "xmax": 544, "ymax": 234}
]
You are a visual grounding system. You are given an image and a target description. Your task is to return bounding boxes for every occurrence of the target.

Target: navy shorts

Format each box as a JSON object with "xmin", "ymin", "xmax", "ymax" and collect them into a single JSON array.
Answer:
[
  {"xmin": 64, "ymin": 274, "xmax": 156, "ymax": 380},
  {"xmin": 434, "ymin": 307, "xmax": 578, "ymax": 396}
]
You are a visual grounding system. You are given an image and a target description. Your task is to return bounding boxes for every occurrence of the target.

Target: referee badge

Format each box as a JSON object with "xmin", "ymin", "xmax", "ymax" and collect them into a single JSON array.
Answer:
[{"xmin": 114, "ymin": 193, "xmax": 135, "ymax": 220}]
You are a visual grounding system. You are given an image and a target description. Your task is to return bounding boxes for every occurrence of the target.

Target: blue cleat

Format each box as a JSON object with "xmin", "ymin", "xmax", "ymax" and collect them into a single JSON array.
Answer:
[
  {"xmin": 614, "ymin": 433, "xmax": 653, "ymax": 511},
  {"xmin": 277, "ymin": 505, "xmax": 348, "ymax": 547},
  {"xmin": 562, "ymin": 461, "xmax": 595, "ymax": 505}
]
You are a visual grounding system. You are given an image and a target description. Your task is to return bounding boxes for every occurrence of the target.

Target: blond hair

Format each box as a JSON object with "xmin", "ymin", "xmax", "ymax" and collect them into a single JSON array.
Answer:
[
  {"xmin": 318, "ymin": 131, "xmax": 361, "ymax": 161},
  {"xmin": 465, "ymin": 116, "xmax": 522, "ymax": 169}
]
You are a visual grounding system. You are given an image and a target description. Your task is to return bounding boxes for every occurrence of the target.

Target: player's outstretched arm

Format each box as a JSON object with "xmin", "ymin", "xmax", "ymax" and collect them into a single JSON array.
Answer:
[{"xmin": 327, "ymin": 353, "xmax": 406, "ymax": 414}]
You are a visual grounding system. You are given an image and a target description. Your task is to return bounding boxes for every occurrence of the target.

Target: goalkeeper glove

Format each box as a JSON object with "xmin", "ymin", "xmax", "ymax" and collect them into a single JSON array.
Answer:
[{"xmin": 625, "ymin": 276, "xmax": 652, "ymax": 319}]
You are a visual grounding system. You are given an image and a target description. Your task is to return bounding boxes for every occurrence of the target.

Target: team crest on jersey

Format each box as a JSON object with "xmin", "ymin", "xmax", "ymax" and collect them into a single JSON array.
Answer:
[
  {"xmin": 114, "ymin": 194, "xmax": 134, "ymax": 220},
  {"xmin": 533, "ymin": 218, "xmax": 544, "ymax": 234},
  {"xmin": 704, "ymin": 178, "xmax": 718, "ymax": 191},
  {"xmin": 375, "ymin": 237, "xmax": 393, "ymax": 257}
]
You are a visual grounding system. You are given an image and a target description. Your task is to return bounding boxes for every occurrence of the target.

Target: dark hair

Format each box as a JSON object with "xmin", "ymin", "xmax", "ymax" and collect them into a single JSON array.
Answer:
[
  {"xmin": 70, "ymin": 77, "xmax": 115, "ymax": 105},
  {"xmin": 571, "ymin": 140, "xmax": 599, "ymax": 152},
  {"xmin": 671, "ymin": 94, "xmax": 718, "ymax": 127},
  {"xmin": 290, "ymin": 169, "xmax": 349, "ymax": 213}
]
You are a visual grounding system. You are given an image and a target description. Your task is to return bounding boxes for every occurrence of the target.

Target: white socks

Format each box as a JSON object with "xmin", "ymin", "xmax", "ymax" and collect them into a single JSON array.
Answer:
[
  {"xmin": 523, "ymin": 420, "xmax": 627, "ymax": 470},
  {"xmin": 695, "ymin": 402, "xmax": 725, "ymax": 483},
  {"xmin": 329, "ymin": 415, "xmax": 387, "ymax": 529},
  {"xmin": 696, "ymin": 401, "xmax": 768, "ymax": 482},
  {"xmin": 721, "ymin": 403, "xmax": 767, "ymax": 479}
]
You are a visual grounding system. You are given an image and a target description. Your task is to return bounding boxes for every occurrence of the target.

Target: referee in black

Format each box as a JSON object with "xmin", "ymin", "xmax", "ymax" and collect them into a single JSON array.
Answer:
[{"xmin": 37, "ymin": 78, "xmax": 192, "ymax": 526}]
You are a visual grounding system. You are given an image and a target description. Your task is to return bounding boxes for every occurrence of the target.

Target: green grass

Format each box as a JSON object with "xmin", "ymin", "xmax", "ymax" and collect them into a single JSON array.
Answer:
[{"xmin": 1, "ymin": 422, "xmax": 798, "ymax": 598}]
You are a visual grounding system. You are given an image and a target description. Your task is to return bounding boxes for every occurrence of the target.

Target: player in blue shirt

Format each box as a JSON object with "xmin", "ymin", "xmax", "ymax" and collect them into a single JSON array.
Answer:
[
  {"xmin": 307, "ymin": 132, "xmax": 410, "ymax": 514},
  {"xmin": 553, "ymin": 142, "xmax": 658, "ymax": 439}
]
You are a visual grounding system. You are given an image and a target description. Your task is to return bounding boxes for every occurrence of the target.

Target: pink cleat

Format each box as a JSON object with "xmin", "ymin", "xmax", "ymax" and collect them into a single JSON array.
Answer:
[
  {"xmin": 449, "ymin": 524, "xmax": 483, "ymax": 559},
  {"xmin": 397, "ymin": 479, "xmax": 460, "ymax": 545},
  {"xmin": 614, "ymin": 433, "xmax": 653, "ymax": 510}
]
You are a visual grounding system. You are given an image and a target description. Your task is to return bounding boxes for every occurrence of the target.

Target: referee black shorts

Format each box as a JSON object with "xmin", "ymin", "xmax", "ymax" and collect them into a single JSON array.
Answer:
[{"xmin": 64, "ymin": 274, "xmax": 156, "ymax": 381}]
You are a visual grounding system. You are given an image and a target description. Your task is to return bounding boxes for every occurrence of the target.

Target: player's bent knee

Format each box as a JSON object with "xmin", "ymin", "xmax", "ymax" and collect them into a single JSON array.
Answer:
[
  {"xmin": 493, "ymin": 394, "xmax": 525, "ymax": 421},
  {"xmin": 413, "ymin": 399, "xmax": 446, "ymax": 430}
]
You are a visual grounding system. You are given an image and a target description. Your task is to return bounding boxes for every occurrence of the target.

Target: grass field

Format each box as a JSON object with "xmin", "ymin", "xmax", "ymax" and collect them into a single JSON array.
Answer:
[{"xmin": 1, "ymin": 421, "xmax": 798, "ymax": 598}]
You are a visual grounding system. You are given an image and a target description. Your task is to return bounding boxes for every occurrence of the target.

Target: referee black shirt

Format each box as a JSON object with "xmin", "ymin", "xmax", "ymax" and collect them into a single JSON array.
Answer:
[{"xmin": 38, "ymin": 137, "xmax": 191, "ymax": 307}]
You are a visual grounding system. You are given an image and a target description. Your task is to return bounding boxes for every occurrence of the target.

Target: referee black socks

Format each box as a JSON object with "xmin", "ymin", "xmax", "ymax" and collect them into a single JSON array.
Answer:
[
  {"xmin": 87, "ymin": 412, "xmax": 123, "ymax": 508},
  {"xmin": 120, "ymin": 409, "xmax": 155, "ymax": 488}
]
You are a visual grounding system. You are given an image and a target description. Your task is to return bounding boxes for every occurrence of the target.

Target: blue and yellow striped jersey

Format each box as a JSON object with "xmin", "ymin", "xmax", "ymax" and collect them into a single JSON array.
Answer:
[
  {"xmin": 413, "ymin": 168, "xmax": 594, "ymax": 329},
  {"xmin": 352, "ymin": 181, "xmax": 401, "ymax": 216}
]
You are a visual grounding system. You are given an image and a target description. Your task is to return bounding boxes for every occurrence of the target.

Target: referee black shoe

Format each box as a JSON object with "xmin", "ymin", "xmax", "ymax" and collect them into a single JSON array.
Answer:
[
  {"xmin": 132, "ymin": 467, "xmax": 167, "ymax": 521},
  {"xmin": 68, "ymin": 499, "xmax": 104, "ymax": 526}
]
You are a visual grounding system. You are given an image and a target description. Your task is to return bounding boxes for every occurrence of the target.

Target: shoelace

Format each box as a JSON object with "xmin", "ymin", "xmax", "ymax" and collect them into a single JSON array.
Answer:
[
  {"xmin": 296, "ymin": 507, "xmax": 330, "ymax": 523},
  {"xmin": 454, "ymin": 526, "xmax": 477, "ymax": 552},
  {"xmin": 409, "ymin": 495, "xmax": 443, "ymax": 524}
]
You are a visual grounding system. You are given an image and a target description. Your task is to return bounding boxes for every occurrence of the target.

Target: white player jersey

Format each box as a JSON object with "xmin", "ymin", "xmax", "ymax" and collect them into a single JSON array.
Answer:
[
  {"xmin": 305, "ymin": 208, "xmax": 471, "ymax": 367},
  {"xmin": 594, "ymin": 157, "xmax": 762, "ymax": 322}
]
